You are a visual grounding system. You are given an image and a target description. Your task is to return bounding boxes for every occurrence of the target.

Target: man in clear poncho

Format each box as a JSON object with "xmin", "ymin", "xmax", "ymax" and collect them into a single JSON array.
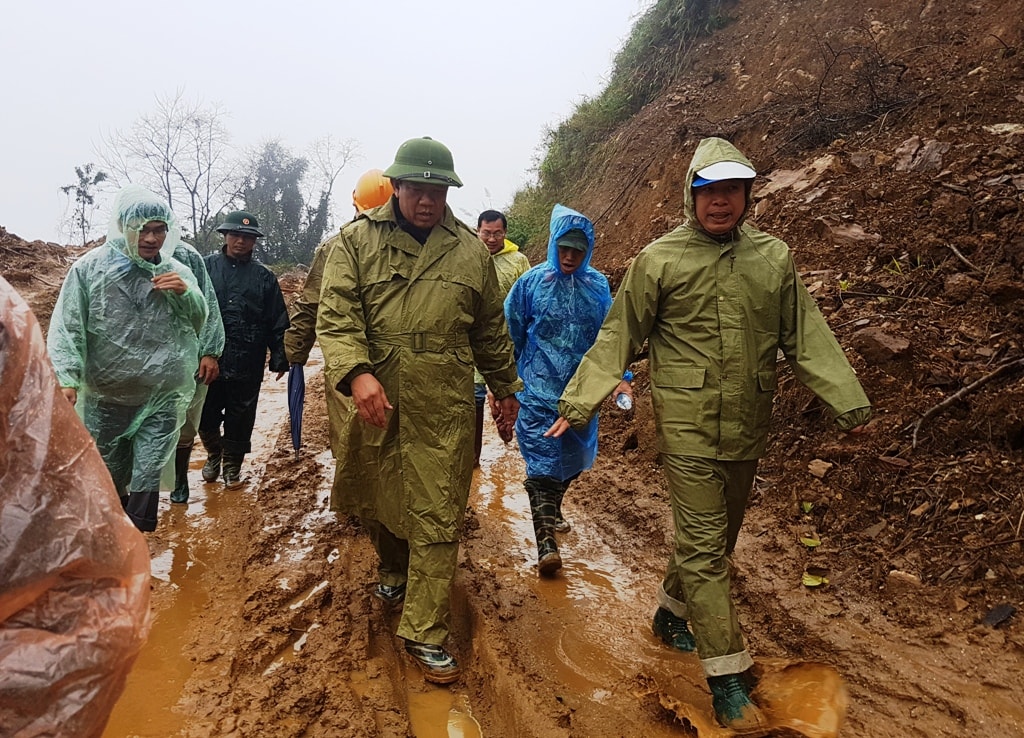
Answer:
[
  {"xmin": 547, "ymin": 137, "xmax": 870, "ymax": 734},
  {"xmin": 505, "ymin": 204, "xmax": 625, "ymax": 575},
  {"xmin": 48, "ymin": 185, "xmax": 207, "ymax": 532}
]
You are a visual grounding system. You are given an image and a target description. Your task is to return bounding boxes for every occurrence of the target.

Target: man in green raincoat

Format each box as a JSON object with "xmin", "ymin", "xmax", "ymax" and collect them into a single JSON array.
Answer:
[
  {"xmin": 547, "ymin": 137, "xmax": 871, "ymax": 734},
  {"xmin": 316, "ymin": 137, "xmax": 522, "ymax": 685}
]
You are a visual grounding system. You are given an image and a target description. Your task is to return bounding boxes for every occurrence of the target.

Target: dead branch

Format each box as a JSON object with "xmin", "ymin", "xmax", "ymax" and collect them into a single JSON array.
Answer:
[
  {"xmin": 944, "ymin": 241, "xmax": 981, "ymax": 273},
  {"xmin": 910, "ymin": 358, "xmax": 1024, "ymax": 447}
]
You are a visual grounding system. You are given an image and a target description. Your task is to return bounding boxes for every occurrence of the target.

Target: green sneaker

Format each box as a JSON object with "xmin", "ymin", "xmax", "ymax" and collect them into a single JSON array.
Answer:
[
  {"xmin": 707, "ymin": 673, "xmax": 769, "ymax": 735},
  {"xmin": 652, "ymin": 607, "xmax": 696, "ymax": 652}
]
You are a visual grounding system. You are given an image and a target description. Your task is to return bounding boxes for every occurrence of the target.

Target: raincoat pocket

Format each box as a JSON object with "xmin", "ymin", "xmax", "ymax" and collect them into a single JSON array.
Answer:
[{"xmin": 653, "ymin": 366, "xmax": 707, "ymax": 431}]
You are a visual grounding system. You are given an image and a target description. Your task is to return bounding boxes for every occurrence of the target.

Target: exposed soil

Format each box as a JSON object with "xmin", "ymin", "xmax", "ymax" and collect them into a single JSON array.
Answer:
[{"xmin": 3, "ymin": 0, "xmax": 1024, "ymax": 735}]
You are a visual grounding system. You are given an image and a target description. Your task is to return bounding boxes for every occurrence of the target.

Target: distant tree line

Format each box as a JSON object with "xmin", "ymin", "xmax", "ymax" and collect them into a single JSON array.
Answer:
[{"xmin": 63, "ymin": 90, "xmax": 358, "ymax": 264}]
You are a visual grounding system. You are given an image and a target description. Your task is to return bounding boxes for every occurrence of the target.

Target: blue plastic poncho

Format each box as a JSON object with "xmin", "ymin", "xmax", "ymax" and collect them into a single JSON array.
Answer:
[
  {"xmin": 47, "ymin": 185, "xmax": 206, "ymax": 499},
  {"xmin": 505, "ymin": 204, "xmax": 612, "ymax": 480}
]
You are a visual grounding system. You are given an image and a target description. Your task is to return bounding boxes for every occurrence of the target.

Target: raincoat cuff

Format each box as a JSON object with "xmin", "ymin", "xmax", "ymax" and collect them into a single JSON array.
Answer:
[
  {"xmin": 488, "ymin": 379, "xmax": 524, "ymax": 400},
  {"xmin": 338, "ymin": 365, "xmax": 374, "ymax": 396},
  {"xmin": 557, "ymin": 398, "xmax": 592, "ymax": 429},
  {"xmin": 835, "ymin": 405, "xmax": 872, "ymax": 431}
]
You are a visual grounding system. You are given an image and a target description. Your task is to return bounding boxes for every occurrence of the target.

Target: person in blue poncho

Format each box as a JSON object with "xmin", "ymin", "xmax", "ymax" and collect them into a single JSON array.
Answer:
[
  {"xmin": 504, "ymin": 204, "xmax": 630, "ymax": 575},
  {"xmin": 47, "ymin": 185, "xmax": 207, "ymax": 532}
]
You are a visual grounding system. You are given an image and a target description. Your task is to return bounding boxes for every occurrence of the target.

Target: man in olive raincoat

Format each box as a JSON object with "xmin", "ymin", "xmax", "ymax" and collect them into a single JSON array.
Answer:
[
  {"xmin": 316, "ymin": 137, "xmax": 522, "ymax": 685},
  {"xmin": 48, "ymin": 185, "xmax": 207, "ymax": 532},
  {"xmin": 473, "ymin": 209, "xmax": 530, "ymax": 464},
  {"xmin": 505, "ymin": 204, "xmax": 626, "ymax": 576},
  {"xmin": 285, "ymin": 169, "xmax": 395, "ymax": 491},
  {"xmin": 547, "ymin": 137, "xmax": 871, "ymax": 734}
]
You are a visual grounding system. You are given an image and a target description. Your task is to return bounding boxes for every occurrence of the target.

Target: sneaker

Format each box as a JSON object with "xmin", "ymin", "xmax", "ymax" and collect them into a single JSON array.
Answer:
[
  {"xmin": 373, "ymin": 582, "xmax": 406, "ymax": 605},
  {"xmin": 404, "ymin": 640, "xmax": 461, "ymax": 684},
  {"xmin": 707, "ymin": 673, "xmax": 769, "ymax": 735},
  {"xmin": 553, "ymin": 515, "xmax": 571, "ymax": 533},
  {"xmin": 652, "ymin": 607, "xmax": 696, "ymax": 652}
]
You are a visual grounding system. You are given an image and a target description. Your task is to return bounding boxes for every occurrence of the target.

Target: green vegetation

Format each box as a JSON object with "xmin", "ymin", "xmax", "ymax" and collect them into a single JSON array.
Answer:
[{"xmin": 508, "ymin": 0, "xmax": 727, "ymax": 253}]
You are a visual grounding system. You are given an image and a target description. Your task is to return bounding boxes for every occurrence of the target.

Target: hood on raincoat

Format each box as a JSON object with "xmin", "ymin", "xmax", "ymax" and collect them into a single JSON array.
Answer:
[
  {"xmin": 546, "ymin": 203, "xmax": 596, "ymax": 271},
  {"xmin": 106, "ymin": 185, "xmax": 183, "ymax": 271},
  {"xmin": 682, "ymin": 137, "xmax": 757, "ymax": 238}
]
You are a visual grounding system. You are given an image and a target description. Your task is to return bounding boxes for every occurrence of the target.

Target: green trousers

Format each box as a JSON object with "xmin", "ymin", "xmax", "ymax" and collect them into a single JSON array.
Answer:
[
  {"xmin": 363, "ymin": 519, "xmax": 459, "ymax": 646},
  {"xmin": 657, "ymin": 454, "xmax": 758, "ymax": 677}
]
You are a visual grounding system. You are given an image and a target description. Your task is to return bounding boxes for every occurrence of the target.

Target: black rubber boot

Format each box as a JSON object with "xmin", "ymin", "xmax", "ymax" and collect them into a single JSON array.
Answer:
[
  {"xmin": 170, "ymin": 443, "xmax": 192, "ymax": 503},
  {"xmin": 553, "ymin": 479, "xmax": 571, "ymax": 533},
  {"xmin": 124, "ymin": 491, "xmax": 159, "ymax": 532},
  {"xmin": 525, "ymin": 478, "xmax": 562, "ymax": 576},
  {"xmin": 707, "ymin": 672, "xmax": 769, "ymax": 736},
  {"xmin": 473, "ymin": 404, "xmax": 485, "ymax": 467},
  {"xmin": 199, "ymin": 430, "xmax": 222, "ymax": 483},
  {"xmin": 222, "ymin": 454, "xmax": 244, "ymax": 489}
]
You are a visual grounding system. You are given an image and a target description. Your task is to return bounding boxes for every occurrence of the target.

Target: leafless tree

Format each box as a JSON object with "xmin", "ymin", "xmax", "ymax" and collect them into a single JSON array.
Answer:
[{"xmin": 98, "ymin": 90, "xmax": 244, "ymax": 251}]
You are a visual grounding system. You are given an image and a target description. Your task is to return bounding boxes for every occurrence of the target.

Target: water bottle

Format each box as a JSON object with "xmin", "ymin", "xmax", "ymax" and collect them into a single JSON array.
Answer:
[{"xmin": 615, "ymin": 370, "xmax": 634, "ymax": 411}]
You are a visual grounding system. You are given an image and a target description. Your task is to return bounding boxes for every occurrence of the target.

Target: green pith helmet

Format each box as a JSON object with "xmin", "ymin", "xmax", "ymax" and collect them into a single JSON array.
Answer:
[
  {"xmin": 216, "ymin": 210, "xmax": 264, "ymax": 237},
  {"xmin": 383, "ymin": 137, "xmax": 463, "ymax": 188}
]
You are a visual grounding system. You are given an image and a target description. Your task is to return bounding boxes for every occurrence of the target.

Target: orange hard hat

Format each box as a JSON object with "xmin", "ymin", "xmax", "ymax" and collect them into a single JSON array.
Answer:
[{"xmin": 352, "ymin": 169, "xmax": 394, "ymax": 213}]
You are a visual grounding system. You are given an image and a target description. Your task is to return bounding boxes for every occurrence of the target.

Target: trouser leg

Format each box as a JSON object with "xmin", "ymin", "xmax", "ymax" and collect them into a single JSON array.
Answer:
[
  {"xmin": 397, "ymin": 538, "xmax": 460, "ymax": 646},
  {"xmin": 659, "ymin": 454, "xmax": 758, "ymax": 677},
  {"xmin": 123, "ymin": 406, "xmax": 180, "ymax": 532},
  {"xmin": 473, "ymin": 383, "xmax": 486, "ymax": 466},
  {"xmin": 221, "ymin": 376, "xmax": 263, "ymax": 457},
  {"xmin": 363, "ymin": 518, "xmax": 411, "ymax": 588},
  {"xmin": 87, "ymin": 401, "xmax": 138, "ymax": 499}
]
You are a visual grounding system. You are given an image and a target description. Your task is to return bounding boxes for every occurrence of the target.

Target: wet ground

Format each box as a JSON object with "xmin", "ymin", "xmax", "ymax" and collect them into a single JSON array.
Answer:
[{"xmin": 102, "ymin": 349, "xmax": 857, "ymax": 738}]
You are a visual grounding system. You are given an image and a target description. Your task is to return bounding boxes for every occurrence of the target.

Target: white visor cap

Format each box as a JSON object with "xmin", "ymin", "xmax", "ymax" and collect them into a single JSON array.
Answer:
[{"xmin": 692, "ymin": 160, "xmax": 757, "ymax": 187}]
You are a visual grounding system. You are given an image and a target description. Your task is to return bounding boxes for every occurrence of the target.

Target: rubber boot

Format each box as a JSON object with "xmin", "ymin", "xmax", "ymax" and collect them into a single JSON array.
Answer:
[
  {"xmin": 473, "ymin": 404, "xmax": 485, "ymax": 467},
  {"xmin": 199, "ymin": 430, "xmax": 222, "ymax": 483},
  {"xmin": 553, "ymin": 479, "xmax": 571, "ymax": 533},
  {"xmin": 524, "ymin": 478, "xmax": 561, "ymax": 576},
  {"xmin": 124, "ymin": 491, "xmax": 159, "ymax": 532},
  {"xmin": 222, "ymin": 454, "xmax": 244, "ymax": 489},
  {"xmin": 707, "ymin": 672, "xmax": 769, "ymax": 736},
  {"xmin": 170, "ymin": 443, "xmax": 192, "ymax": 503}
]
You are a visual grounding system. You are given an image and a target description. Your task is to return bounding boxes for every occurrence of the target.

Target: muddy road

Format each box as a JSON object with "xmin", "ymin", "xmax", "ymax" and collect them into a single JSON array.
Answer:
[{"xmin": 100, "ymin": 349, "xmax": 1023, "ymax": 738}]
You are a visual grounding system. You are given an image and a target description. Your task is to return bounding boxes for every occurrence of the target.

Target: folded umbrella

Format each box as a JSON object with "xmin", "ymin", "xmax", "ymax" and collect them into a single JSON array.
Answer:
[{"xmin": 287, "ymin": 364, "xmax": 305, "ymax": 457}]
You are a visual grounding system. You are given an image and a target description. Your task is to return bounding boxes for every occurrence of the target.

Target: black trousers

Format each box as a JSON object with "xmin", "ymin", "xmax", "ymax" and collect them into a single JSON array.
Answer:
[{"xmin": 199, "ymin": 375, "xmax": 264, "ymax": 456}]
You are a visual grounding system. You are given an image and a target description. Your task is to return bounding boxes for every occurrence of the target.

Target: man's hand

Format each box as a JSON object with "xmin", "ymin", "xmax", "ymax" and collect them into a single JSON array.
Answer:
[
  {"xmin": 493, "ymin": 395, "xmax": 519, "ymax": 443},
  {"xmin": 61, "ymin": 387, "xmax": 78, "ymax": 405},
  {"xmin": 351, "ymin": 373, "xmax": 393, "ymax": 428},
  {"xmin": 275, "ymin": 371, "xmax": 286, "ymax": 381},
  {"xmin": 544, "ymin": 417, "xmax": 571, "ymax": 438},
  {"xmin": 197, "ymin": 355, "xmax": 220, "ymax": 385},
  {"xmin": 151, "ymin": 271, "xmax": 188, "ymax": 295}
]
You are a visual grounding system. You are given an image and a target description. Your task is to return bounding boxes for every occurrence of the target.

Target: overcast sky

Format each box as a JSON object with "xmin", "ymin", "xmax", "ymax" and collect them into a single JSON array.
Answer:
[{"xmin": 1, "ymin": 1, "xmax": 652, "ymax": 244}]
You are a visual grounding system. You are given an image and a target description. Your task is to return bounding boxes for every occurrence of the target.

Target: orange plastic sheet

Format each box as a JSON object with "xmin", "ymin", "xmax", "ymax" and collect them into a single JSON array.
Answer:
[{"xmin": 0, "ymin": 276, "xmax": 151, "ymax": 737}]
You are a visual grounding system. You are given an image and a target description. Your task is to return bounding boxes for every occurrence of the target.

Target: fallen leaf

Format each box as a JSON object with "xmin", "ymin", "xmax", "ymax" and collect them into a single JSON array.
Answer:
[
  {"xmin": 910, "ymin": 502, "xmax": 931, "ymax": 517},
  {"xmin": 800, "ymin": 535, "xmax": 822, "ymax": 548},
  {"xmin": 878, "ymin": 455, "xmax": 910, "ymax": 468},
  {"xmin": 808, "ymin": 459, "xmax": 833, "ymax": 478}
]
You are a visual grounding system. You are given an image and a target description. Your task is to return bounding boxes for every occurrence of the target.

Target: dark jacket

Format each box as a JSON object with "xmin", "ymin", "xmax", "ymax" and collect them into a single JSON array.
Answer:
[{"xmin": 204, "ymin": 250, "xmax": 289, "ymax": 380}]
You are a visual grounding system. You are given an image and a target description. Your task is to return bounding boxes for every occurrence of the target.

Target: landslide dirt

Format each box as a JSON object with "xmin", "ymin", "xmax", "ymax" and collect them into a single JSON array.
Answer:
[{"xmin": 3, "ymin": 0, "xmax": 1024, "ymax": 736}]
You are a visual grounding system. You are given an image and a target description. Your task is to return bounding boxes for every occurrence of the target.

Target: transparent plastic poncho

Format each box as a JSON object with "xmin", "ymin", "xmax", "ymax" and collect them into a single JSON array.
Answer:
[
  {"xmin": 505, "ymin": 204, "xmax": 612, "ymax": 479},
  {"xmin": 1, "ymin": 276, "xmax": 151, "ymax": 736},
  {"xmin": 46, "ymin": 186, "xmax": 206, "ymax": 494}
]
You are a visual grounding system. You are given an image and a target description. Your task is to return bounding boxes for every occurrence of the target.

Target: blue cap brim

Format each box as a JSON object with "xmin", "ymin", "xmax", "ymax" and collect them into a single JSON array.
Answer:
[{"xmin": 691, "ymin": 176, "xmax": 714, "ymax": 188}]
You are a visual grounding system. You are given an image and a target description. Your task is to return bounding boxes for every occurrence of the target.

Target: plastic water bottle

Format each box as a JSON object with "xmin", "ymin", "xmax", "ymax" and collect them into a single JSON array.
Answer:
[{"xmin": 615, "ymin": 370, "xmax": 634, "ymax": 410}]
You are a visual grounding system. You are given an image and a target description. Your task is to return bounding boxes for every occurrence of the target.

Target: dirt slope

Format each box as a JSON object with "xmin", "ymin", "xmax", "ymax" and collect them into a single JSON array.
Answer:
[{"xmin": 3, "ymin": 0, "xmax": 1024, "ymax": 736}]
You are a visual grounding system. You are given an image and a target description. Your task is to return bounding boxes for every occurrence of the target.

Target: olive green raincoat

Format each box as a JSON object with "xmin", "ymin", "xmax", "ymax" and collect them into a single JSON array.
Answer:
[
  {"xmin": 560, "ymin": 137, "xmax": 870, "ymax": 458},
  {"xmin": 317, "ymin": 201, "xmax": 522, "ymax": 543}
]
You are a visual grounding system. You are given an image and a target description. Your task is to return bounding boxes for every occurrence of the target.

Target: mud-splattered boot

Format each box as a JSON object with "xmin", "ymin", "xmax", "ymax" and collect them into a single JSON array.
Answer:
[
  {"xmin": 199, "ymin": 430, "xmax": 222, "ymax": 483},
  {"xmin": 170, "ymin": 443, "xmax": 193, "ymax": 504},
  {"xmin": 652, "ymin": 607, "xmax": 696, "ymax": 652},
  {"xmin": 707, "ymin": 672, "xmax": 769, "ymax": 736},
  {"xmin": 525, "ymin": 477, "xmax": 562, "ymax": 576},
  {"xmin": 553, "ymin": 479, "xmax": 571, "ymax": 533},
  {"xmin": 222, "ymin": 454, "xmax": 244, "ymax": 489}
]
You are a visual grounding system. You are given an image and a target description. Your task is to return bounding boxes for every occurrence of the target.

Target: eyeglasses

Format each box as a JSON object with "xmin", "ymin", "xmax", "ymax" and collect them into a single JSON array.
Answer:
[
  {"xmin": 478, "ymin": 229, "xmax": 505, "ymax": 240},
  {"xmin": 137, "ymin": 225, "xmax": 168, "ymax": 236}
]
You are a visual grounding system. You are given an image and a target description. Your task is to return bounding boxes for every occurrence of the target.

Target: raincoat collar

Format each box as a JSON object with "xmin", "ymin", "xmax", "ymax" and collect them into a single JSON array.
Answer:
[{"xmin": 495, "ymin": 239, "xmax": 521, "ymax": 257}]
